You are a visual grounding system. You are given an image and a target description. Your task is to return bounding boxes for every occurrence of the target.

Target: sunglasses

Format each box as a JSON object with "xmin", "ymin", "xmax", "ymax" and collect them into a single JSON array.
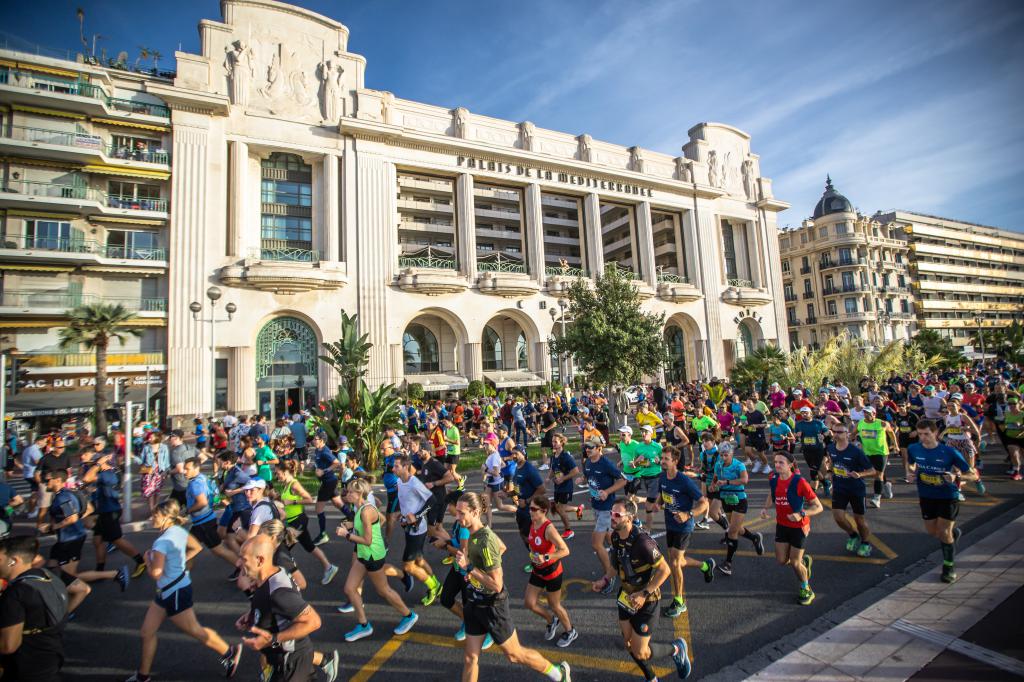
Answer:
[{"xmin": 610, "ymin": 511, "xmax": 631, "ymax": 519}]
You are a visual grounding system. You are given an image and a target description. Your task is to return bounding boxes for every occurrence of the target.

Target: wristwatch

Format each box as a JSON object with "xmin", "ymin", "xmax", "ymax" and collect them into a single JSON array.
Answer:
[
  {"xmin": 640, "ymin": 589, "xmax": 651, "ymax": 599},
  {"xmin": 270, "ymin": 634, "xmax": 280, "ymax": 649}
]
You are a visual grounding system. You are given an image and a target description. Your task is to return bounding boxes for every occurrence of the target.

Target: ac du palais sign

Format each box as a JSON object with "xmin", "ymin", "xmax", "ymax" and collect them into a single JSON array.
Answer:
[{"xmin": 457, "ymin": 156, "xmax": 655, "ymax": 198}]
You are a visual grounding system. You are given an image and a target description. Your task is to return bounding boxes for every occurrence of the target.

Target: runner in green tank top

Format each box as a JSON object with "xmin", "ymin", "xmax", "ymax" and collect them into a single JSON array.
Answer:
[
  {"xmin": 273, "ymin": 460, "xmax": 338, "ymax": 584},
  {"xmin": 857, "ymin": 407, "xmax": 897, "ymax": 509},
  {"xmin": 336, "ymin": 477, "xmax": 419, "ymax": 642}
]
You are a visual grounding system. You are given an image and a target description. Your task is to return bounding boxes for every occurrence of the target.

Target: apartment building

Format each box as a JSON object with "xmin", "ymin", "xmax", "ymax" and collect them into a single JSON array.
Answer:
[
  {"xmin": 0, "ymin": 49, "xmax": 171, "ymax": 422},
  {"xmin": 779, "ymin": 178, "xmax": 917, "ymax": 349},
  {"xmin": 877, "ymin": 210, "xmax": 1024, "ymax": 349}
]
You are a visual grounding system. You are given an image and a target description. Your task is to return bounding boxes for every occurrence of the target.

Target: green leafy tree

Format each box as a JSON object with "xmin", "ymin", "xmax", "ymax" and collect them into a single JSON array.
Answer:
[
  {"xmin": 1001, "ymin": 321, "xmax": 1024, "ymax": 364},
  {"xmin": 550, "ymin": 266, "xmax": 669, "ymax": 427},
  {"xmin": 58, "ymin": 303, "xmax": 142, "ymax": 436},
  {"xmin": 319, "ymin": 311, "xmax": 371, "ymax": 419},
  {"xmin": 355, "ymin": 383, "xmax": 402, "ymax": 471},
  {"xmin": 730, "ymin": 344, "xmax": 788, "ymax": 394},
  {"xmin": 910, "ymin": 329, "xmax": 965, "ymax": 370},
  {"xmin": 407, "ymin": 383, "xmax": 425, "ymax": 402},
  {"xmin": 465, "ymin": 380, "xmax": 486, "ymax": 400}
]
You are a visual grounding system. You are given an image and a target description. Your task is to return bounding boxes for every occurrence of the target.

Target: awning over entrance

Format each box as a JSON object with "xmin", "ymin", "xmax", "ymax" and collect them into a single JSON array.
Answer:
[
  {"xmin": 6, "ymin": 385, "xmax": 155, "ymax": 418},
  {"xmin": 483, "ymin": 371, "xmax": 546, "ymax": 389},
  {"xmin": 406, "ymin": 373, "xmax": 469, "ymax": 392}
]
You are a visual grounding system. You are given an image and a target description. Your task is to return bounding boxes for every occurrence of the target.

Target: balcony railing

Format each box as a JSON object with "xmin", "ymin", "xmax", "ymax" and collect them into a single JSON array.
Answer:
[
  {"xmin": 545, "ymin": 264, "xmax": 588, "ymax": 278},
  {"xmin": 784, "ymin": 293, "xmax": 798, "ymax": 302},
  {"xmin": 107, "ymin": 97, "xmax": 170, "ymax": 118},
  {"xmin": 803, "ymin": 291, "xmax": 815, "ymax": 299},
  {"xmin": 0, "ymin": 125, "xmax": 170, "ymax": 164},
  {"xmin": 19, "ymin": 350, "xmax": 166, "ymax": 368},
  {"xmin": 656, "ymin": 271, "xmax": 689, "ymax": 284},
  {"xmin": 104, "ymin": 245, "xmax": 167, "ymax": 261},
  {"xmin": 726, "ymin": 278, "xmax": 753, "ymax": 288},
  {"xmin": 806, "ymin": 316, "xmax": 818, "ymax": 324},
  {"xmin": 0, "ymin": 69, "xmax": 170, "ymax": 118},
  {"xmin": 605, "ymin": 263, "xmax": 643, "ymax": 281},
  {"xmin": 1, "ymin": 179, "xmax": 101, "ymax": 202},
  {"xmin": 106, "ymin": 194, "xmax": 167, "ymax": 212},
  {"xmin": 477, "ymin": 252, "xmax": 527, "ymax": 274},
  {"xmin": 105, "ymin": 144, "xmax": 169, "ymax": 164},
  {"xmin": 398, "ymin": 245, "xmax": 457, "ymax": 270},
  {"xmin": 800, "ymin": 265, "xmax": 812, "ymax": 274},
  {"xmin": 252, "ymin": 245, "xmax": 320, "ymax": 263},
  {"xmin": 819, "ymin": 257, "xmax": 864, "ymax": 270},
  {"xmin": 0, "ymin": 234, "xmax": 167, "ymax": 261},
  {"xmin": 0, "ymin": 289, "xmax": 166, "ymax": 312},
  {"xmin": 823, "ymin": 284, "xmax": 867, "ymax": 295}
]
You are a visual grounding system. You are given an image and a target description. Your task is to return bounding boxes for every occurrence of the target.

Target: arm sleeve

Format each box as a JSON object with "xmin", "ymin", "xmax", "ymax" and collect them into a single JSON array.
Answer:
[{"xmin": 413, "ymin": 478, "xmax": 433, "ymax": 506}]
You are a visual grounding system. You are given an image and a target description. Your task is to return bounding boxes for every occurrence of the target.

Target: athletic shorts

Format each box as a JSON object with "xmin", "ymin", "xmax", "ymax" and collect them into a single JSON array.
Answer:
[
  {"xmin": 635, "ymin": 476, "xmax": 660, "ymax": 502},
  {"xmin": 94, "ymin": 510, "xmax": 123, "ymax": 542},
  {"xmin": 50, "ymin": 537, "xmax": 86, "ymax": 565},
  {"xmin": 868, "ymin": 454, "xmax": 888, "ymax": 472},
  {"xmin": 515, "ymin": 506, "xmax": 531, "ymax": 538},
  {"xmin": 705, "ymin": 488, "xmax": 720, "ymax": 501},
  {"xmin": 286, "ymin": 514, "xmax": 317, "ymax": 553},
  {"xmin": 832, "ymin": 488, "xmax": 866, "ymax": 515},
  {"xmin": 774, "ymin": 523, "xmax": 808, "ymax": 549},
  {"xmin": 440, "ymin": 567, "xmax": 467, "ymax": 610},
  {"xmin": 269, "ymin": 647, "xmax": 315, "ymax": 682},
  {"xmin": 553, "ymin": 491, "xmax": 573, "ymax": 505},
  {"xmin": 617, "ymin": 595, "xmax": 659, "ymax": 637},
  {"xmin": 445, "ymin": 454, "xmax": 461, "ymax": 467},
  {"xmin": 315, "ymin": 478, "xmax": 338, "ymax": 502},
  {"xmin": 594, "ymin": 509, "xmax": 612, "ymax": 533},
  {"xmin": 386, "ymin": 490, "xmax": 400, "ymax": 514},
  {"xmin": 463, "ymin": 590, "xmax": 515, "ymax": 645},
  {"xmin": 919, "ymin": 497, "xmax": 959, "ymax": 522},
  {"xmin": 403, "ymin": 532, "xmax": 427, "ymax": 563},
  {"xmin": 666, "ymin": 530, "xmax": 691, "ymax": 551},
  {"xmin": 219, "ymin": 507, "xmax": 252, "ymax": 530},
  {"xmin": 38, "ymin": 487, "xmax": 54, "ymax": 509},
  {"xmin": 426, "ymin": 495, "xmax": 446, "ymax": 526},
  {"xmin": 190, "ymin": 518, "xmax": 223, "ymax": 549},
  {"xmin": 722, "ymin": 497, "xmax": 748, "ymax": 515},
  {"xmin": 486, "ymin": 483, "xmax": 502, "ymax": 493},
  {"xmin": 358, "ymin": 555, "xmax": 387, "ymax": 572},
  {"xmin": 155, "ymin": 584, "xmax": 193, "ymax": 617},
  {"xmin": 528, "ymin": 571, "xmax": 563, "ymax": 592}
]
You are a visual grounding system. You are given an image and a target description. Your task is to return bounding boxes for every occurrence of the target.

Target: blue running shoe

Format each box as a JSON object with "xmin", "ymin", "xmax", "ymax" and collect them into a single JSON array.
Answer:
[
  {"xmin": 335, "ymin": 602, "xmax": 355, "ymax": 614},
  {"xmin": 394, "ymin": 611, "xmax": 418, "ymax": 635},
  {"xmin": 482, "ymin": 634, "xmax": 494, "ymax": 650},
  {"xmin": 344, "ymin": 622, "xmax": 373, "ymax": 642},
  {"xmin": 454, "ymin": 624, "xmax": 466, "ymax": 641},
  {"xmin": 672, "ymin": 637, "xmax": 692, "ymax": 679},
  {"xmin": 401, "ymin": 572, "xmax": 414, "ymax": 593}
]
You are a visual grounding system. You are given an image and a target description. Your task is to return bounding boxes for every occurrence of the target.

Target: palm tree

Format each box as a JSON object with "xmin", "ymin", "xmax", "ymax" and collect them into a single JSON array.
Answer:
[
  {"xmin": 58, "ymin": 303, "xmax": 141, "ymax": 436},
  {"xmin": 731, "ymin": 344, "xmax": 787, "ymax": 394},
  {"xmin": 319, "ymin": 311, "xmax": 371, "ymax": 419}
]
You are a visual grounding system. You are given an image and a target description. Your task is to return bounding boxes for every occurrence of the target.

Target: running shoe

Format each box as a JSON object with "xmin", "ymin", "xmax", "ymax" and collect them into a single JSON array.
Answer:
[
  {"xmin": 701, "ymin": 558, "xmax": 716, "ymax": 583},
  {"xmin": 335, "ymin": 601, "xmax": 355, "ymax": 614},
  {"xmin": 545, "ymin": 615, "xmax": 561, "ymax": 641},
  {"xmin": 524, "ymin": 563, "xmax": 533, "ymax": 574},
  {"xmin": 751, "ymin": 532, "xmax": 765, "ymax": 556},
  {"xmin": 845, "ymin": 535, "xmax": 861, "ymax": 553},
  {"xmin": 393, "ymin": 611, "xmax": 418, "ymax": 635},
  {"xmin": 125, "ymin": 674, "xmax": 151, "ymax": 682},
  {"xmin": 442, "ymin": 556, "xmax": 454, "ymax": 565},
  {"xmin": 694, "ymin": 518, "xmax": 711, "ymax": 530},
  {"xmin": 802, "ymin": 554, "xmax": 813, "ymax": 581},
  {"xmin": 401, "ymin": 571, "xmax": 414, "ymax": 593},
  {"xmin": 557, "ymin": 628, "xmax": 578, "ymax": 648},
  {"xmin": 975, "ymin": 480, "xmax": 986, "ymax": 494},
  {"xmin": 321, "ymin": 564, "xmax": 339, "ymax": 586},
  {"xmin": 671, "ymin": 637, "xmax": 692, "ymax": 679},
  {"xmin": 797, "ymin": 587, "xmax": 815, "ymax": 605},
  {"xmin": 562, "ymin": 529, "xmax": 575, "ymax": 540},
  {"xmin": 456, "ymin": 475, "xmax": 467, "ymax": 491},
  {"xmin": 482, "ymin": 633, "xmax": 494, "ymax": 650},
  {"xmin": 313, "ymin": 532, "xmax": 330, "ymax": 546},
  {"xmin": 956, "ymin": 491, "xmax": 966, "ymax": 501},
  {"xmin": 718, "ymin": 561, "xmax": 733, "ymax": 576},
  {"xmin": 941, "ymin": 565, "xmax": 957, "ymax": 584},
  {"xmin": 662, "ymin": 600, "xmax": 687, "ymax": 618},
  {"xmin": 557, "ymin": 661, "xmax": 571, "ymax": 682},
  {"xmin": 344, "ymin": 622, "xmax": 374, "ymax": 642},
  {"xmin": 227, "ymin": 567, "xmax": 241, "ymax": 582},
  {"xmin": 868, "ymin": 495, "xmax": 881, "ymax": 509},
  {"xmin": 539, "ymin": 464, "xmax": 550, "ymax": 471},
  {"xmin": 883, "ymin": 481, "xmax": 894, "ymax": 499},
  {"xmin": 131, "ymin": 561, "xmax": 148, "ymax": 579},
  {"xmin": 455, "ymin": 624, "xmax": 466, "ymax": 641},
  {"xmin": 422, "ymin": 584, "xmax": 441, "ymax": 607},
  {"xmin": 116, "ymin": 565, "xmax": 131, "ymax": 592},
  {"xmin": 575, "ymin": 504, "xmax": 584, "ymax": 520},
  {"xmin": 857, "ymin": 543, "xmax": 872, "ymax": 557},
  {"xmin": 106, "ymin": 542, "xmax": 117, "ymax": 555},
  {"xmin": 220, "ymin": 643, "xmax": 243, "ymax": 678},
  {"xmin": 1012, "ymin": 472, "xmax": 1022, "ymax": 481},
  {"xmin": 320, "ymin": 650, "xmax": 340, "ymax": 682},
  {"xmin": 599, "ymin": 576, "xmax": 617, "ymax": 595}
]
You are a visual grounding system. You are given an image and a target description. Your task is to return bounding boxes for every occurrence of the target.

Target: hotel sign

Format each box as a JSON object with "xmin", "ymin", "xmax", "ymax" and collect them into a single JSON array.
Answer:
[{"xmin": 457, "ymin": 156, "xmax": 654, "ymax": 197}]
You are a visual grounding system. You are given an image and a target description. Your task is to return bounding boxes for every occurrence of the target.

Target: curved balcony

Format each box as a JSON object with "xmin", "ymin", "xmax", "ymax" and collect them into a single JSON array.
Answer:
[
  {"xmin": 476, "ymin": 253, "xmax": 539, "ymax": 297},
  {"xmin": 544, "ymin": 265, "xmax": 593, "ymax": 296},
  {"xmin": 219, "ymin": 247, "xmax": 347, "ymax": 294},
  {"xmin": 721, "ymin": 279, "xmax": 774, "ymax": 307},
  {"xmin": 657, "ymin": 273, "xmax": 702, "ymax": 303}
]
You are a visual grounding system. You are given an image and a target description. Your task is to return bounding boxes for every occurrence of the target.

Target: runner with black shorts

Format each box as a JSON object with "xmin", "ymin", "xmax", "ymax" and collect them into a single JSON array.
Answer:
[
  {"xmin": 548, "ymin": 434, "xmax": 580, "ymax": 539},
  {"xmin": 80, "ymin": 445, "xmax": 147, "ymax": 578},
  {"xmin": 794, "ymin": 408, "xmax": 829, "ymax": 494},
  {"xmin": 454, "ymin": 492, "xmax": 571, "ymax": 682},
  {"xmin": 760, "ymin": 451, "xmax": 823, "ymax": 605},
  {"xmin": 183, "ymin": 457, "xmax": 239, "ymax": 567},
  {"xmin": 710, "ymin": 443, "xmax": 764, "ymax": 576},
  {"xmin": 394, "ymin": 455, "xmax": 443, "ymax": 606},
  {"xmin": 217, "ymin": 451, "xmax": 253, "ymax": 566},
  {"xmin": 657, "ymin": 447, "xmax": 714, "ymax": 618},
  {"xmin": 311, "ymin": 435, "xmax": 343, "ymax": 545},
  {"xmin": 907, "ymin": 419, "xmax": 978, "ymax": 583},
  {"xmin": 511, "ymin": 446, "xmax": 547, "ymax": 573},
  {"xmin": 694, "ymin": 432, "xmax": 720, "ymax": 530},
  {"xmin": 524, "ymin": 496, "xmax": 578, "ymax": 647},
  {"xmin": 894, "ymin": 402, "xmax": 920, "ymax": 483},
  {"xmin": 592, "ymin": 499, "xmax": 692, "ymax": 681},
  {"xmin": 274, "ymin": 459, "xmax": 339, "ymax": 585},
  {"xmin": 825, "ymin": 426, "xmax": 875, "ymax": 558},
  {"xmin": 411, "ymin": 437, "xmax": 455, "ymax": 540}
]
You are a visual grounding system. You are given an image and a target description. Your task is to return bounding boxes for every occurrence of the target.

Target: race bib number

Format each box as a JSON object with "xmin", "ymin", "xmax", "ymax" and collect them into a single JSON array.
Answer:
[
  {"xmin": 918, "ymin": 472, "xmax": 943, "ymax": 486},
  {"xmin": 803, "ymin": 437, "xmax": 817, "ymax": 445},
  {"xmin": 616, "ymin": 589, "xmax": 638, "ymax": 615},
  {"xmin": 660, "ymin": 491, "xmax": 673, "ymax": 506},
  {"xmin": 945, "ymin": 427, "xmax": 962, "ymax": 436},
  {"xmin": 899, "ymin": 426, "xmax": 911, "ymax": 433},
  {"xmin": 468, "ymin": 574, "xmax": 484, "ymax": 590},
  {"xmin": 833, "ymin": 465, "xmax": 849, "ymax": 477},
  {"xmin": 722, "ymin": 493, "xmax": 740, "ymax": 505}
]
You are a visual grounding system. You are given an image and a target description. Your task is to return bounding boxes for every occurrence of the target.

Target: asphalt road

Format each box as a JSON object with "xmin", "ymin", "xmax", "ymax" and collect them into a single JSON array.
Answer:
[{"xmin": 49, "ymin": 445, "xmax": 1024, "ymax": 682}]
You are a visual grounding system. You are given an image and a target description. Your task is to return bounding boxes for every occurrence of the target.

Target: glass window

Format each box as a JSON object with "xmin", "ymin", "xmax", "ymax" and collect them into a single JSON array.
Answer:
[
  {"xmin": 260, "ymin": 153, "xmax": 313, "ymax": 255},
  {"xmin": 827, "ymin": 300, "xmax": 837, "ymax": 315},
  {"xmin": 721, "ymin": 220, "xmax": 738, "ymax": 281},
  {"xmin": 541, "ymin": 192, "xmax": 585, "ymax": 275},
  {"xmin": 475, "ymin": 182, "xmax": 526, "ymax": 274},
  {"xmin": 261, "ymin": 180, "xmax": 311, "ymax": 207},
  {"xmin": 215, "ymin": 358, "xmax": 228, "ymax": 412},
  {"xmin": 25, "ymin": 220, "xmax": 71, "ymax": 249},
  {"xmin": 601, "ymin": 202, "xmax": 640, "ymax": 278},
  {"xmin": 397, "ymin": 172, "xmax": 457, "ymax": 268},
  {"xmin": 516, "ymin": 332, "xmax": 528, "ymax": 370},
  {"xmin": 652, "ymin": 211, "xmax": 686, "ymax": 282},
  {"xmin": 844, "ymin": 298, "xmax": 858, "ymax": 314},
  {"xmin": 403, "ymin": 324, "xmax": 440, "ymax": 374},
  {"xmin": 735, "ymin": 323, "xmax": 754, "ymax": 361},
  {"xmin": 482, "ymin": 326, "xmax": 503, "ymax": 371},
  {"xmin": 807, "ymin": 303, "xmax": 815, "ymax": 318}
]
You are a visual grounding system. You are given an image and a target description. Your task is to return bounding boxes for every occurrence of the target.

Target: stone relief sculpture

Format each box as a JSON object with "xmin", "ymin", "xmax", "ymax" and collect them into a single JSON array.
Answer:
[
  {"xmin": 380, "ymin": 91, "xmax": 394, "ymax": 124},
  {"xmin": 629, "ymin": 146, "xmax": 645, "ymax": 173},
  {"xmin": 225, "ymin": 40, "xmax": 255, "ymax": 107},
  {"xmin": 318, "ymin": 55, "xmax": 344, "ymax": 122},
  {"xmin": 518, "ymin": 121, "xmax": 535, "ymax": 151},
  {"xmin": 577, "ymin": 133, "xmax": 594, "ymax": 162},
  {"xmin": 721, "ymin": 151, "xmax": 733, "ymax": 190},
  {"xmin": 452, "ymin": 107, "xmax": 469, "ymax": 138},
  {"xmin": 675, "ymin": 157, "xmax": 693, "ymax": 182},
  {"xmin": 742, "ymin": 159, "xmax": 756, "ymax": 200},
  {"xmin": 708, "ymin": 150, "xmax": 720, "ymax": 187}
]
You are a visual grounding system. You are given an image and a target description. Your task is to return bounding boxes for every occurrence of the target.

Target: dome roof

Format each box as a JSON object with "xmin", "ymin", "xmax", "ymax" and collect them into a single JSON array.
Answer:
[{"xmin": 812, "ymin": 175, "xmax": 854, "ymax": 219}]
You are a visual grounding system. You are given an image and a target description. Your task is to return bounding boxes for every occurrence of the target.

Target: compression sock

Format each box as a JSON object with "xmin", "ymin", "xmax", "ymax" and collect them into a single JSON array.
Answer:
[
  {"xmin": 713, "ymin": 514, "xmax": 729, "ymax": 530},
  {"xmin": 133, "ymin": 553, "xmax": 145, "ymax": 565},
  {"xmin": 800, "ymin": 580, "xmax": 809, "ymax": 589},
  {"xmin": 543, "ymin": 663, "xmax": 563, "ymax": 681},
  {"xmin": 941, "ymin": 542, "xmax": 955, "ymax": 567},
  {"xmin": 726, "ymin": 538, "xmax": 739, "ymax": 563},
  {"xmin": 673, "ymin": 595, "xmax": 684, "ymax": 605},
  {"xmin": 629, "ymin": 651, "xmax": 658, "ymax": 681},
  {"xmin": 741, "ymin": 528, "xmax": 757, "ymax": 541},
  {"xmin": 425, "ymin": 574, "xmax": 440, "ymax": 590},
  {"xmin": 318, "ymin": 512, "xmax": 327, "ymax": 535},
  {"xmin": 874, "ymin": 479, "xmax": 883, "ymax": 496}
]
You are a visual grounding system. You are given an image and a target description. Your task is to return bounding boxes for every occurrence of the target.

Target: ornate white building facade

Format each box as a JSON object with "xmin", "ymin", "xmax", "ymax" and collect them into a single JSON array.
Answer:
[{"xmin": 152, "ymin": 0, "xmax": 790, "ymax": 422}]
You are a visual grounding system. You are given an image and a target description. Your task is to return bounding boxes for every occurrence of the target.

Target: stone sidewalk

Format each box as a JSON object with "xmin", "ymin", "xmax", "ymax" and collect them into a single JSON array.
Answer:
[{"xmin": 749, "ymin": 512, "xmax": 1024, "ymax": 681}]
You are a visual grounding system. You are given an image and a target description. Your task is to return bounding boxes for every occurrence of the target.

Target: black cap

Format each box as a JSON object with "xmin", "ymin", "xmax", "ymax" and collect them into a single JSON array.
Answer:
[{"xmin": 170, "ymin": 429, "xmax": 185, "ymax": 439}]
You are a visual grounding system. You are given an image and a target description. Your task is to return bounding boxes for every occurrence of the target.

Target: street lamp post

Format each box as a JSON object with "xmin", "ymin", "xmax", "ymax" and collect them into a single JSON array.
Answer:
[
  {"xmin": 190, "ymin": 286, "xmax": 236, "ymax": 422},
  {"xmin": 974, "ymin": 315, "xmax": 986, "ymax": 361},
  {"xmin": 549, "ymin": 300, "xmax": 572, "ymax": 386}
]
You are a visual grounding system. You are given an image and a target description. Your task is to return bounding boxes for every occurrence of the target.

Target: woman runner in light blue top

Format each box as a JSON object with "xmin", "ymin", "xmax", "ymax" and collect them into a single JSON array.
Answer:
[{"xmin": 124, "ymin": 499, "xmax": 243, "ymax": 682}]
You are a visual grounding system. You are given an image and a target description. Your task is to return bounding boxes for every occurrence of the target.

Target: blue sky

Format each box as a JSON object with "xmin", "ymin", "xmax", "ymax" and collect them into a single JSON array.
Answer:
[{"xmin": 4, "ymin": 0, "xmax": 1023, "ymax": 230}]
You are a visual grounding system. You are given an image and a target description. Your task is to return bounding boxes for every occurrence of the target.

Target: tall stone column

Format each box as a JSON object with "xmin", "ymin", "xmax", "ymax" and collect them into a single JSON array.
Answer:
[
  {"xmin": 583, "ymin": 193, "xmax": 603, "ymax": 276},
  {"xmin": 456, "ymin": 174, "xmax": 477, "ymax": 279},
  {"xmin": 389, "ymin": 343, "xmax": 404, "ymax": 387},
  {"xmin": 168, "ymin": 124, "xmax": 212, "ymax": 418},
  {"xmin": 746, "ymin": 219, "xmax": 765, "ymax": 288},
  {"xmin": 637, "ymin": 201, "xmax": 657, "ymax": 287},
  {"xmin": 757, "ymin": 208, "xmax": 789, "ymax": 350},
  {"xmin": 227, "ymin": 346, "xmax": 256, "ymax": 413},
  {"xmin": 227, "ymin": 140, "xmax": 248, "ymax": 258},
  {"xmin": 534, "ymin": 340, "xmax": 551, "ymax": 383},
  {"xmin": 524, "ymin": 183, "xmax": 546, "ymax": 284},
  {"xmin": 693, "ymin": 205, "xmax": 727, "ymax": 378},
  {"xmin": 355, "ymin": 154, "xmax": 395, "ymax": 388},
  {"xmin": 322, "ymin": 153, "xmax": 340, "ymax": 262},
  {"xmin": 464, "ymin": 342, "xmax": 482, "ymax": 382}
]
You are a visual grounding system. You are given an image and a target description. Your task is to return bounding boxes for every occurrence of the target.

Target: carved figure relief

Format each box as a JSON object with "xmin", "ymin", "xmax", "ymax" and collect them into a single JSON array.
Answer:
[
  {"xmin": 518, "ymin": 121, "xmax": 535, "ymax": 151},
  {"xmin": 629, "ymin": 146, "xmax": 645, "ymax": 173},
  {"xmin": 380, "ymin": 91, "xmax": 394, "ymax": 124},
  {"xmin": 742, "ymin": 159, "xmax": 756, "ymax": 200},
  {"xmin": 577, "ymin": 134, "xmax": 594, "ymax": 162},
  {"xmin": 675, "ymin": 157, "xmax": 693, "ymax": 183},
  {"xmin": 708, "ymin": 150, "xmax": 720, "ymax": 187},
  {"xmin": 318, "ymin": 55, "xmax": 344, "ymax": 122},
  {"xmin": 225, "ymin": 40, "xmax": 256, "ymax": 107},
  {"xmin": 452, "ymin": 107, "xmax": 469, "ymax": 138}
]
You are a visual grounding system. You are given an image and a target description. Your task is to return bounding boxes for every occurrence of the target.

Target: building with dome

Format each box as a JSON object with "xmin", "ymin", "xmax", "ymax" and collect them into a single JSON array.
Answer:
[{"xmin": 778, "ymin": 177, "xmax": 917, "ymax": 350}]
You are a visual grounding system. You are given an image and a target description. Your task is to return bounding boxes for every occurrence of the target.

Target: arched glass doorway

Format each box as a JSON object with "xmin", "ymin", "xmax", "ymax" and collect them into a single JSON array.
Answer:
[
  {"xmin": 482, "ymin": 326, "xmax": 503, "ymax": 371},
  {"xmin": 735, "ymin": 320, "xmax": 756, "ymax": 362},
  {"xmin": 665, "ymin": 326, "xmax": 687, "ymax": 384},
  {"xmin": 403, "ymin": 323, "xmax": 440, "ymax": 374},
  {"xmin": 256, "ymin": 317, "xmax": 319, "ymax": 421}
]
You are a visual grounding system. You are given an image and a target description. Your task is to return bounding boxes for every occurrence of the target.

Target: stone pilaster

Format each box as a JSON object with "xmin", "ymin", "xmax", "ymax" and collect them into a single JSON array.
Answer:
[
  {"xmin": 322, "ymin": 153, "xmax": 341, "ymax": 262},
  {"xmin": 464, "ymin": 342, "xmax": 482, "ymax": 382},
  {"xmin": 456, "ymin": 173, "xmax": 477, "ymax": 279},
  {"xmin": 758, "ymin": 209, "xmax": 789, "ymax": 350},
  {"xmin": 583, "ymin": 193, "xmax": 603, "ymax": 276},
  {"xmin": 524, "ymin": 183, "xmax": 546, "ymax": 284},
  {"xmin": 693, "ymin": 206, "xmax": 727, "ymax": 378},
  {"xmin": 534, "ymin": 340, "xmax": 551, "ymax": 383},
  {"xmin": 227, "ymin": 139, "xmax": 247, "ymax": 258},
  {"xmin": 389, "ymin": 343, "xmax": 404, "ymax": 387},
  {"xmin": 637, "ymin": 201, "xmax": 657, "ymax": 287},
  {"xmin": 355, "ymin": 153, "xmax": 395, "ymax": 388},
  {"xmin": 227, "ymin": 346, "xmax": 256, "ymax": 413}
]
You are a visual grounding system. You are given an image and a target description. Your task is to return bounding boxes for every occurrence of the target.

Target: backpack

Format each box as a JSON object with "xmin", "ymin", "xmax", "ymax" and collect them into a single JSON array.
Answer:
[
  {"xmin": 13, "ymin": 570, "xmax": 69, "ymax": 634},
  {"xmin": 768, "ymin": 473, "xmax": 806, "ymax": 514}
]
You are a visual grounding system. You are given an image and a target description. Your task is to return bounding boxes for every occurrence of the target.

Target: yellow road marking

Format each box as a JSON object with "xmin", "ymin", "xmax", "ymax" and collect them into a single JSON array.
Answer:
[
  {"xmin": 866, "ymin": 533, "xmax": 898, "ymax": 560},
  {"xmin": 350, "ymin": 636, "xmax": 406, "ymax": 682},
  {"xmin": 675, "ymin": 575, "xmax": 693, "ymax": 663},
  {"xmin": 402, "ymin": 630, "xmax": 673, "ymax": 678}
]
